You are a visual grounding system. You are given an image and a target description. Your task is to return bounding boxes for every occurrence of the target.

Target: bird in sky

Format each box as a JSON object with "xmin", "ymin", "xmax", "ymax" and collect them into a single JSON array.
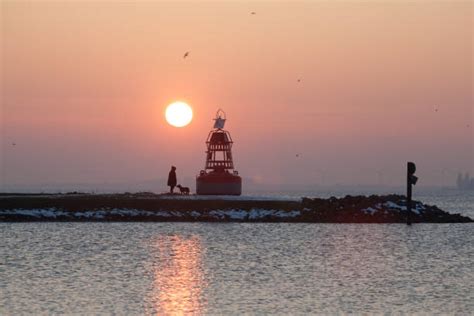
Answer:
[
  {"xmin": 12, "ymin": 143, "xmax": 16, "ymax": 146},
  {"xmin": 297, "ymin": 79, "xmax": 301, "ymax": 83},
  {"xmin": 296, "ymin": 153, "xmax": 301, "ymax": 158},
  {"xmin": 251, "ymin": 12, "xmax": 256, "ymax": 15},
  {"xmin": 183, "ymin": 52, "xmax": 189, "ymax": 58}
]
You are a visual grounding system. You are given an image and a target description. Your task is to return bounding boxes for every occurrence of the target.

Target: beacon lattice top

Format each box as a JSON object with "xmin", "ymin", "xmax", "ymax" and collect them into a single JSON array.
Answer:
[{"xmin": 196, "ymin": 109, "xmax": 242, "ymax": 195}]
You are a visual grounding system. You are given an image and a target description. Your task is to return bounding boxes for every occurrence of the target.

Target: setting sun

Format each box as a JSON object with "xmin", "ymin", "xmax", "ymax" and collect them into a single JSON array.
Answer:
[{"xmin": 165, "ymin": 102, "xmax": 193, "ymax": 127}]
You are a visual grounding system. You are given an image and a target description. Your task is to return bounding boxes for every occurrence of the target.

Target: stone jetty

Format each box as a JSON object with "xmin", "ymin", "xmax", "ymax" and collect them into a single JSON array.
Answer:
[{"xmin": 0, "ymin": 193, "xmax": 471, "ymax": 223}]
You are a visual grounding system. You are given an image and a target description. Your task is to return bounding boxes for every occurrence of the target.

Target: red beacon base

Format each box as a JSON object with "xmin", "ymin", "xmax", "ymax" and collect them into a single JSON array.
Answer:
[{"xmin": 196, "ymin": 110, "xmax": 242, "ymax": 195}]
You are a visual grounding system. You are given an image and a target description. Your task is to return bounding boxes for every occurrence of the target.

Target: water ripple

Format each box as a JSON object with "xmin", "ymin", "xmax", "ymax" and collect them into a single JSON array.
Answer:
[{"xmin": 1, "ymin": 222, "xmax": 473, "ymax": 314}]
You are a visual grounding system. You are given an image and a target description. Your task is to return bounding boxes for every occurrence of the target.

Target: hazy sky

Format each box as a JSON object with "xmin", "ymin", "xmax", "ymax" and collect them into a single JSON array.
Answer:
[{"xmin": 1, "ymin": 1, "xmax": 473, "ymax": 192}]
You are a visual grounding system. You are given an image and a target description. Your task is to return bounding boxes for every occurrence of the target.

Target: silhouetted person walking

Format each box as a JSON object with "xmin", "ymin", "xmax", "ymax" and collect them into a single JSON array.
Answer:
[{"xmin": 168, "ymin": 166, "xmax": 177, "ymax": 193}]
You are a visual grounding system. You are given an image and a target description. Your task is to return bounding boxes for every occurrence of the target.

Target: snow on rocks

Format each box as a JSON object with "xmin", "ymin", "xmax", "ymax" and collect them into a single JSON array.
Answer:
[
  {"xmin": 0, "ymin": 194, "xmax": 471, "ymax": 223},
  {"xmin": 300, "ymin": 194, "xmax": 471, "ymax": 223},
  {"xmin": 362, "ymin": 207, "xmax": 378, "ymax": 215},
  {"xmin": 383, "ymin": 201, "xmax": 407, "ymax": 211},
  {"xmin": 0, "ymin": 208, "xmax": 66, "ymax": 218},
  {"xmin": 0, "ymin": 208, "xmax": 302, "ymax": 222}
]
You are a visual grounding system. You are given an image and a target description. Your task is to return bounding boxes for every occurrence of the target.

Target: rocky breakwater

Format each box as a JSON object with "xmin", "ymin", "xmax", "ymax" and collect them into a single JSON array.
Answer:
[
  {"xmin": 301, "ymin": 194, "xmax": 472, "ymax": 223},
  {"xmin": 0, "ymin": 193, "xmax": 471, "ymax": 223}
]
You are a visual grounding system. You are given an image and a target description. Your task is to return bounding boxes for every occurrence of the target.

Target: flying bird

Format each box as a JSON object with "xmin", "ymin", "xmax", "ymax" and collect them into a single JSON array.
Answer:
[
  {"xmin": 297, "ymin": 79, "xmax": 301, "ymax": 83},
  {"xmin": 12, "ymin": 143, "xmax": 16, "ymax": 146},
  {"xmin": 251, "ymin": 12, "xmax": 256, "ymax": 15},
  {"xmin": 183, "ymin": 52, "xmax": 189, "ymax": 58},
  {"xmin": 296, "ymin": 153, "xmax": 301, "ymax": 158}
]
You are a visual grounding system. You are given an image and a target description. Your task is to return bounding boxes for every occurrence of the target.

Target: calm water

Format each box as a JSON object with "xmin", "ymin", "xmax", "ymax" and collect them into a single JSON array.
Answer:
[{"xmin": 1, "ymin": 190, "xmax": 473, "ymax": 314}]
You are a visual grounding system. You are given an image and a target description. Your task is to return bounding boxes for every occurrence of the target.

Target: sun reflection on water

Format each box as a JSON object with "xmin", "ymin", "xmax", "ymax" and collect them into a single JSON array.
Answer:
[{"xmin": 147, "ymin": 235, "xmax": 207, "ymax": 315}]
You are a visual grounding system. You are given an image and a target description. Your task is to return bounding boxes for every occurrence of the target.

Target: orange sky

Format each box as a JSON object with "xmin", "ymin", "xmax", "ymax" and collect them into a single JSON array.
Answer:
[{"xmin": 1, "ymin": 1, "xmax": 473, "ymax": 191}]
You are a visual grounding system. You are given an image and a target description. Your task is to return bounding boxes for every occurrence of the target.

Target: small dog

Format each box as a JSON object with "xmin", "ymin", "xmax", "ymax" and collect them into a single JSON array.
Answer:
[{"xmin": 176, "ymin": 184, "xmax": 190, "ymax": 195}]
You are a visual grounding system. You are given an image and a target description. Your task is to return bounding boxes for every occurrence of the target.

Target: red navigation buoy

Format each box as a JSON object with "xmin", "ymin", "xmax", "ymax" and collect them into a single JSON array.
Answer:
[{"xmin": 196, "ymin": 109, "xmax": 242, "ymax": 195}]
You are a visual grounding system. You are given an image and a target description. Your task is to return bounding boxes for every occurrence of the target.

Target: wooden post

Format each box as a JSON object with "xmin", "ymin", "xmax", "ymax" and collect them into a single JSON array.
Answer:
[
  {"xmin": 406, "ymin": 162, "xmax": 417, "ymax": 225},
  {"xmin": 406, "ymin": 168, "xmax": 412, "ymax": 225}
]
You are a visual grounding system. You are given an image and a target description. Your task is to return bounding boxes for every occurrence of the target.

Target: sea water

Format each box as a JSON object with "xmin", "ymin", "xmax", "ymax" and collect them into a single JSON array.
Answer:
[{"xmin": 1, "ymin": 189, "xmax": 473, "ymax": 314}]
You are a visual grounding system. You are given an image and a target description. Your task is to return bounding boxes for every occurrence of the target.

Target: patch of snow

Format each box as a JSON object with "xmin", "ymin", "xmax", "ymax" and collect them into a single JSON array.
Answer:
[
  {"xmin": 1, "ymin": 208, "xmax": 68, "ymax": 218},
  {"xmin": 362, "ymin": 207, "xmax": 378, "ymax": 215},
  {"xmin": 1, "ymin": 208, "xmax": 168, "ymax": 219},
  {"xmin": 74, "ymin": 211, "xmax": 95, "ymax": 218},
  {"xmin": 225, "ymin": 209, "xmax": 248, "ymax": 220},
  {"xmin": 2, "ymin": 207, "xmax": 304, "ymax": 220},
  {"xmin": 155, "ymin": 211, "xmax": 171, "ymax": 217},
  {"xmin": 208, "ymin": 210, "xmax": 225, "ymax": 219},
  {"xmin": 274, "ymin": 210, "xmax": 301, "ymax": 218},
  {"xmin": 248, "ymin": 209, "xmax": 274, "ymax": 219},
  {"xmin": 203, "ymin": 208, "xmax": 301, "ymax": 220},
  {"xmin": 384, "ymin": 201, "xmax": 407, "ymax": 211},
  {"xmin": 413, "ymin": 203, "xmax": 426, "ymax": 215},
  {"xmin": 383, "ymin": 201, "xmax": 426, "ymax": 215},
  {"xmin": 3, "ymin": 209, "xmax": 33, "ymax": 217}
]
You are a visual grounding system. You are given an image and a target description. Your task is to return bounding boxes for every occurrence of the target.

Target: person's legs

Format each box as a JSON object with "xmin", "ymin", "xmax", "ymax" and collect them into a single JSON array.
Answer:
[{"xmin": 170, "ymin": 185, "xmax": 175, "ymax": 193}]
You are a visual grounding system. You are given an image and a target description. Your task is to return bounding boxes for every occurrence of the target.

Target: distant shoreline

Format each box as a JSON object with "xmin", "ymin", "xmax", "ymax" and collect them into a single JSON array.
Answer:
[{"xmin": 1, "ymin": 193, "xmax": 471, "ymax": 223}]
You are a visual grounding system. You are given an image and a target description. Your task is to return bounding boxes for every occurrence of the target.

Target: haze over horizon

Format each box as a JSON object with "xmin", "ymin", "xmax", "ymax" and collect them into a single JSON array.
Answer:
[{"xmin": 1, "ymin": 1, "xmax": 473, "ymax": 192}]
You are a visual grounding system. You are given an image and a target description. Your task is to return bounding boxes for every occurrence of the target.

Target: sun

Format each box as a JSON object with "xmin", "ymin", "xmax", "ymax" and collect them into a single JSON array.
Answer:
[{"xmin": 165, "ymin": 101, "xmax": 193, "ymax": 127}]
